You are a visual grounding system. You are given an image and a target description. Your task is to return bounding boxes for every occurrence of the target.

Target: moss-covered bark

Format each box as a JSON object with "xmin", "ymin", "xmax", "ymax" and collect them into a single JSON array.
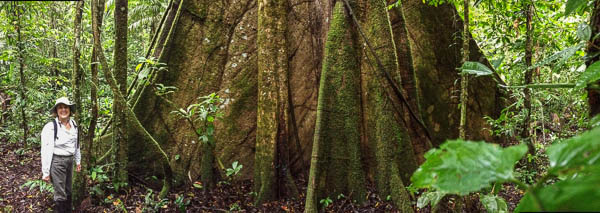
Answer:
[
  {"xmin": 305, "ymin": 2, "xmax": 366, "ymax": 212},
  {"xmin": 359, "ymin": 0, "xmax": 414, "ymax": 210},
  {"xmin": 387, "ymin": 1, "xmax": 432, "ymax": 164},
  {"xmin": 254, "ymin": 0, "xmax": 292, "ymax": 204},
  {"xmin": 402, "ymin": 0, "xmax": 506, "ymax": 145},
  {"xmin": 112, "ymin": 0, "xmax": 129, "ymax": 186},
  {"xmin": 89, "ymin": 0, "xmax": 104, "ymax": 168},
  {"xmin": 127, "ymin": 0, "xmax": 259, "ymax": 186}
]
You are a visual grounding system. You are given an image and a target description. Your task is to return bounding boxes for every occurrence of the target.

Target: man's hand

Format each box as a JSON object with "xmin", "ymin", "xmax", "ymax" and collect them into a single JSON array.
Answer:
[
  {"xmin": 42, "ymin": 175, "xmax": 50, "ymax": 182},
  {"xmin": 76, "ymin": 164, "xmax": 81, "ymax": 172}
]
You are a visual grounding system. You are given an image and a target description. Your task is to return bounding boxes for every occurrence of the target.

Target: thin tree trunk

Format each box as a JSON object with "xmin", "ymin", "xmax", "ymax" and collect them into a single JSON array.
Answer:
[
  {"xmin": 523, "ymin": 0, "xmax": 535, "ymax": 155},
  {"xmin": 459, "ymin": 0, "xmax": 470, "ymax": 140},
  {"xmin": 51, "ymin": 7, "xmax": 60, "ymax": 91},
  {"xmin": 71, "ymin": 0, "xmax": 86, "ymax": 206},
  {"xmin": 112, "ymin": 0, "xmax": 129, "ymax": 187},
  {"xmin": 14, "ymin": 3, "xmax": 28, "ymax": 145},
  {"xmin": 89, "ymin": 0, "xmax": 105, "ymax": 168}
]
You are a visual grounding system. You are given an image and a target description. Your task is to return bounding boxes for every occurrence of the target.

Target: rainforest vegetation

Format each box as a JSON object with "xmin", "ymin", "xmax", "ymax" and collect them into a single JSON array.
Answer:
[{"xmin": 1, "ymin": 0, "xmax": 600, "ymax": 212}]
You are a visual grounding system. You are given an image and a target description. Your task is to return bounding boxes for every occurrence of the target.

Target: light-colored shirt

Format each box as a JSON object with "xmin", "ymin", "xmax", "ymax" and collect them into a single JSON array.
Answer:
[{"xmin": 41, "ymin": 118, "xmax": 81, "ymax": 178}]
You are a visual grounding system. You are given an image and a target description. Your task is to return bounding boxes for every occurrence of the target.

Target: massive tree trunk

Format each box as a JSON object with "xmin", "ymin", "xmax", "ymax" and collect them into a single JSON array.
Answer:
[
  {"xmin": 388, "ymin": 2, "xmax": 432, "ymax": 164},
  {"xmin": 112, "ymin": 0, "xmax": 129, "ymax": 187},
  {"xmin": 358, "ymin": 0, "xmax": 414, "ymax": 210},
  {"xmin": 117, "ymin": 1, "xmax": 507, "ymax": 208},
  {"xmin": 401, "ymin": 0, "xmax": 506, "ymax": 145},
  {"xmin": 305, "ymin": 2, "xmax": 366, "ymax": 212},
  {"xmin": 587, "ymin": 0, "xmax": 600, "ymax": 117}
]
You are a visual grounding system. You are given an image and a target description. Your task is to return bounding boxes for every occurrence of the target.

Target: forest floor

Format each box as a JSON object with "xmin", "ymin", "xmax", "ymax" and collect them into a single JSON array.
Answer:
[{"xmin": 0, "ymin": 137, "xmax": 524, "ymax": 212}]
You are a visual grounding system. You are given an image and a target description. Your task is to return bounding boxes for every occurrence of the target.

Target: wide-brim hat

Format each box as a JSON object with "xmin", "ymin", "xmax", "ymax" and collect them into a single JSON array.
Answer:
[{"xmin": 50, "ymin": 97, "xmax": 76, "ymax": 114}]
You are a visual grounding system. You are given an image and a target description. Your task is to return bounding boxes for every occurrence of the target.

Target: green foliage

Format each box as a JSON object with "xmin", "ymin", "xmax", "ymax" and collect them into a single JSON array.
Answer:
[
  {"xmin": 319, "ymin": 197, "xmax": 333, "ymax": 209},
  {"xmin": 565, "ymin": 0, "xmax": 589, "ymax": 17},
  {"xmin": 416, "ymin": 191, "xmax": 445, "ymax": 208},
  {"xmin": 412, "ymin": 126, "xmax": 600, "ymax": 211},
  {"xmin": 88, "ymin": 164, "xmax": 113, "ymax": 199},
  {"xmin": 515, "ymin": 166, "xmax": 600, "ymax": 212},
  {"xmin": 480, "ymin": 194, "xmax": 508, "ymax": 213},
  {"xmin": 20, "ymin": 179, "xmax": 53, "ymax": 193},
  {"xmin": 590, "ymin": 114, "xmax": 600, "ymax": 128},
  {"xmin": 174, "ymin": 194, "xmax": 190, "ymax": 213},
  {"xmin": 576, "ymin": 23, "xmax": 591, "ymax": 41},
  {"xmin": 575, "ymin": 61, "xmax": 600, "ymax": 89},
  {"xmin": 142, "ymin": 189, "xmax": 170, "ymax": 212},
  {"xmin": 411, "ymin": 140, "xmax": 527, "ymax": 195},
  {"xmin": 531, "ymin": 43, "xmax": 583, "ymax": 71},
  {"xmin": 459, "ymin": 61, "xmax": 494, "ymax": 77},
  {"xmin": 546, "ymin": 125, "xmax": 600, "ymax": 177},
  {"xmin": 225, "ymin": 161, "xmax": 243, "ymax": 177},
  {"xmin": 229, "ymin": 203, "xmax": 241, "ymax": 211},
  {"xmin": 170, "ymin": 93, "xmax": 224, "ymax": 144}
]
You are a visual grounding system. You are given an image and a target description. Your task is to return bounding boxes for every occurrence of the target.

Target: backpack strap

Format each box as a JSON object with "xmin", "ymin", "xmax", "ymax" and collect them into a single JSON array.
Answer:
[
  {"xmin": 72, "ymin": 120, "xmax": 79, "ymax": 149},
  {"xmin": 52, "ymin": 120, "xmax": 58, "ymax": 142}
]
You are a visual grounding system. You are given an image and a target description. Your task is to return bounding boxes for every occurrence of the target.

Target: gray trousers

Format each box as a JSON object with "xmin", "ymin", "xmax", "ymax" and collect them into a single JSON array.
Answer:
[{"xmin": 50, "ymin": 155, "xmax": 73, "ymax": 202}]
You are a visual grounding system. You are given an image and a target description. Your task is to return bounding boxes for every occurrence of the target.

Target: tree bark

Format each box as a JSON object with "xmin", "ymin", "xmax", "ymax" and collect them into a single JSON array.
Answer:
[
  {"xmin": 304, "ymin": 2, "xmax": 366, "ymax": 212},
  {"xmin": 401, "ymin": 0, "xmax": 506, "ymax": 145},
  {"xmin": 112, "ymin": 0, "xmax": 129, "ymax": 187},
  {"xmin": 13, "ymin": 3, "xmax": 28, "ymax": 146},
  {"xmin": 388, "ymin": 1, "xmax": 432, "ymax": 164},
  {"xmin": 255, "ymin": 0, "xmax": 298, "ymax": 205},
  {"xmin": 587, "ymin": 0, "xmax": 600, "ymax": 117},
  {"xmin": 523, "ymin": 0, "xmax": 535, "ymax": 154},
  {"xmin": 459, "ymin": 0, "xmax": 470, "ymax": 140},
  {"xmin": 91, "ymin": 0, "xmax": 173, "ymax": 198},
  {"xmin": 358, "ymin": 0, "xmax": 413, "ymax": 210},
  {"xmin": 117, "ymin": 2, "xmax": 507, "ymax": 209},
  {"xmin": 89, "ymin": 0, "xmax": 105, "ymax": 168},
  {"xmin": 71, "ymin": 0, "xmax": 86, "ymax": 206}
]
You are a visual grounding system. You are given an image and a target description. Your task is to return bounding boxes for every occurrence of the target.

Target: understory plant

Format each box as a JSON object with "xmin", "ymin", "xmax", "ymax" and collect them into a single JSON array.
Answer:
[{"xmin": 411, "ymin": 122, "xmax": 600, "ymax": 212}]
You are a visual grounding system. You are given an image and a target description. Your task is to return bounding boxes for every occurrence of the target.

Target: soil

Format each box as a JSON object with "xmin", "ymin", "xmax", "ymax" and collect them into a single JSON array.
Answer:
[{"xmin": 0, "ymin": 138, "xmax": 523, "ymax": 212}]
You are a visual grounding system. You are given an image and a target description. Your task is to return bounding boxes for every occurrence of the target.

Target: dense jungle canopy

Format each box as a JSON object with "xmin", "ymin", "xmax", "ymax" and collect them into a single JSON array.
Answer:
[{"xmin": 1, "ymin": 0, "xmax": 600, "ymax": 212}]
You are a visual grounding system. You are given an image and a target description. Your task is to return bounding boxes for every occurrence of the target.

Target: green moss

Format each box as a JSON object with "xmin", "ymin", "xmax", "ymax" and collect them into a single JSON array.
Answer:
[
  {"xmin": 319, "ymin": 1, "xmax": 366, "ymax": 204},
  {"xmin": 254, "ymin": 0, "xmax": 288, "ymax": 205},
  {"xmin": 361, "ymin": 0, "xmax": 416, "ymax": 209}
]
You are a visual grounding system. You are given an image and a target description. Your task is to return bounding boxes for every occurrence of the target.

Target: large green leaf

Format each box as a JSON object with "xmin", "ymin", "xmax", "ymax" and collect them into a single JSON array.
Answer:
[
  {"xmin": 460, "ymin": 61, "xmax": 493, "ymax": 77},
  {"xmin": 515, "ymin": 166, "xmax": 600, "ymax": 212},
  {"xmin": 531, "ymin": 44, "xmax": 582, "ymax": 70},
  {"xmin": 480, "ymin": 194, "xmax": 508, "ymax": 213},
  {"xmin": 417, "ymin": 191, "xmax": 446, "ymax": 208},
  {"xmin": 575, "ymin": 61, "xmax": 600, "ymax": 89},
  {"xmin": 577, "ymin": 23, "xmax": 591, "ymax": 41},
  {"xmin": 547, "ymin": 126, "xmax": 600, "ymax": 176},
  {"xmin": 565, "ymin": 0, "xmax": 587, "ymax": 17},
  {"xmin": 411, "ymin": 140, "xmax": 528, "ymax": 195}
]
